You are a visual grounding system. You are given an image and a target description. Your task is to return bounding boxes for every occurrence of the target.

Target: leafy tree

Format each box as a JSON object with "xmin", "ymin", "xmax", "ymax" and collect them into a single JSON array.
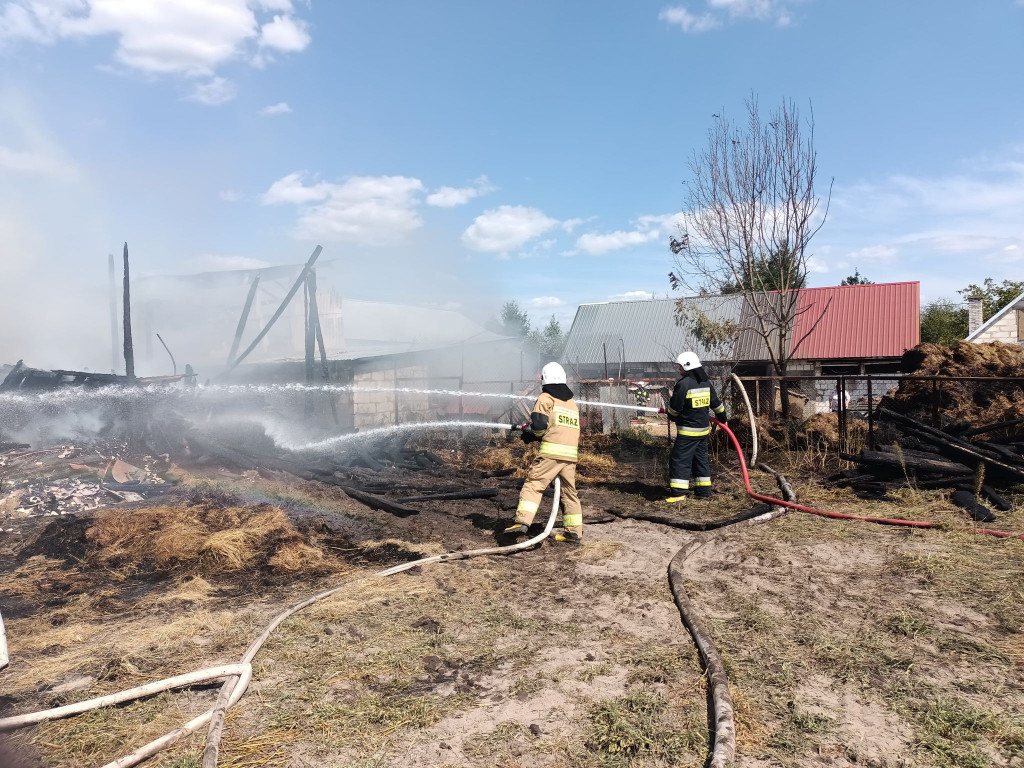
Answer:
[
  {"xmin": 718, "ymin": 245, "xmax": 809, "ymax": 294},
  {"xmin": 920, "ymin": 299, "xmax": 968, "ymax": 345},
  {"xmin": 498, "ymin": 300, "xmax": 531, "ymax": 338},
  {"xmin": 840, "ymin": 269, "xmax": 873, "ymax": 286},
  {"xmin": 958, "ymin": 278, "xmax": 1024, "ymax": 321},
  {"xmin": 529, "ymin": 315, "xmax": 566, "ymax": 360}
]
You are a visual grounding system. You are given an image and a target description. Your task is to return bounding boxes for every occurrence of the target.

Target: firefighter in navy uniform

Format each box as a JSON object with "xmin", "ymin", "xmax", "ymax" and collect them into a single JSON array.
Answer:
[
  {"xmin": 503, "ymin": 362, "xmax": 585, "ymax": 543},
  {"xmin": 658, "ymin": 352, "xmax": 726, "ymax": 502}
]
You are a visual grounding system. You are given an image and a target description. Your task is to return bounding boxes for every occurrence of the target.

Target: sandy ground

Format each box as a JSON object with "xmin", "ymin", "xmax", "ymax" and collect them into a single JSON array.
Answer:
[{"xmin": 1, "ymin": 440, "xmax": 1023, "ymax": 768}]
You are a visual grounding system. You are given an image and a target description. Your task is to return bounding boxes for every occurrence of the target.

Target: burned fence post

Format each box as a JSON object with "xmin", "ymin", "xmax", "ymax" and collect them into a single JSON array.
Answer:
[
  {"xmin": 108, "ymin": 253, "xmax": 120, "ymax": 375},
  {"xmin": 122, "ymin": 242, "xmax": 135, "ymax": 379},
  {"xmin": 867, "ymin": 377, "xmax": 875, "ymax": 451},
  {"xmin": 220, "ymin": 245, "xmax": 323, "ymax": 377},
  {"xmin": 839, "ymin": 376, "xmax": 847, "ymax": 454},
  {"xmin": 304, "ymin": 275, "xmax": 316, "ymax": 385},
  {"xmin": 227, "ymin": 276, "xmax": 260, "ymax": 366}
]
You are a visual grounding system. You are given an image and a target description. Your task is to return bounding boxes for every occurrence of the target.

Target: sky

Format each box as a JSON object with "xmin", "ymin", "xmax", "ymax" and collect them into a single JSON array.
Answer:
[{"xmin": 1, "ymin": 0, "xmax": 1023, "ymax": 369}]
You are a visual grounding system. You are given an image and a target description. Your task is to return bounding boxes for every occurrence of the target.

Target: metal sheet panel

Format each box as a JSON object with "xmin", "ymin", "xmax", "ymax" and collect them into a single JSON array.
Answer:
[
  {"xmin": 791, "ymin": 282, "xmax": 919, "ymax": 359},
  {"xmin": 560, "ymin": 295, "xmax": 745, "ymax": 367}
]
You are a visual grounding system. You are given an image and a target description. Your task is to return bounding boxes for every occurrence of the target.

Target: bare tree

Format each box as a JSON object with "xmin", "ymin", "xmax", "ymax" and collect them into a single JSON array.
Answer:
[{"xmin": 669, "ymin": 95, "xmax": 832, "ymax": 416}]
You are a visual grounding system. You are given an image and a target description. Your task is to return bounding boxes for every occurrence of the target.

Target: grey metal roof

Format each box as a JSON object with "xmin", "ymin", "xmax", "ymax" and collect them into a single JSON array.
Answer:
[
  {"xmin": 733, "ymin": 294, "xmax": 785, "ymax": 362},
  {"xmin": 560, "ymin": 295, "xmax": 746, "ymax": 367}
]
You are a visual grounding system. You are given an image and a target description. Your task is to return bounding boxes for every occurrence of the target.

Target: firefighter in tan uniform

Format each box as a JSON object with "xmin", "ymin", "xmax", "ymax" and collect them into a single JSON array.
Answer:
[{"xmin": 503, "ymin": 362, "xmax": 584, "ymax": 544}]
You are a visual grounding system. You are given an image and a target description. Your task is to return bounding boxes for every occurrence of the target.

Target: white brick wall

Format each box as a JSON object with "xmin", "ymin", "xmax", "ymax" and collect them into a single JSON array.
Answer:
[
  {"xmin": 973, "ymin": 310, "xmax": 1022, "ymax": 344},
  {"xmin": 351, "ymin": 363, "xmax": 433, "ymax": 430}
]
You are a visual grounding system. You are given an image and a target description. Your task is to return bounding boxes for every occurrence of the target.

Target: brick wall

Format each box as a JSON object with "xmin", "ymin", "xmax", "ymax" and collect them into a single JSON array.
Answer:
[
  {"xmin": 351, "ymin": 364, "xmax": 433, "ymax": 429},
  {"xmin": 973, "ymin": 310, "xmax": 1023, "ymax": 345}
]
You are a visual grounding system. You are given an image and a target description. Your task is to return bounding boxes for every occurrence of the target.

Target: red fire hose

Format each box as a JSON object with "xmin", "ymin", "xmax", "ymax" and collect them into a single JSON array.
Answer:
[{"xmin": 712, "ymin": 418, "xmax": 1024, "ymax": 541}]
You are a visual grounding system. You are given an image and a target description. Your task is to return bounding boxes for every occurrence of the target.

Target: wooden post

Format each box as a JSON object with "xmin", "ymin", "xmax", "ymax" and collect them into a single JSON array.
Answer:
[
  {"xmin": 603, "ymin": 342, "xmax": 608, "ymax": 379},
  {"xmin": 838, "ymin": 376, "xmax": 847, "ymax": 454},
  {"xmin": 220, "ymin": 245, "xmax": 323, "ymax": 376},
  {"xmin": 394, "ymin": 360, "xmax": 400, "ymax": 426},
  {"xmin": 867, "ymin": 377, "xmax": 875, "ymax": 450},
  {"xmin": 108, "ymin": 254, "xmax": 119, "ymax": 374},
  {"xmin": 122, "ymin": 242, "xmax": 135, "ymax": 379},
  {"xmin": 311, "ymin": 290, "xmax": 340, "ymax": 427},
  {"xmin": 227, "ymin": 276, "xmax": 260, "ymax": 365},
  {"xmin": 304, "ymin": 275, "xmax": 315, "ymax": 384}
]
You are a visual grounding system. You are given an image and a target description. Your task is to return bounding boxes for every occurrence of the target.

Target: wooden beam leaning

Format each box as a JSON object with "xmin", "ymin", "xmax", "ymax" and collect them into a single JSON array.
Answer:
[
  {"xmin": 220, "ymin": 245, "xmax": 323, "ymax": 377},
  {"xmin": 227, "ymin": 276, "xmax": 260, "ymax": 366}
]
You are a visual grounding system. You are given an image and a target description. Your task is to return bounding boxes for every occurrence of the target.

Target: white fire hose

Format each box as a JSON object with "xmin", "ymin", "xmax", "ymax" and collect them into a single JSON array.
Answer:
[
  {"xmin": 0, "ymin": 480, "xmax": 562, "ymax": 768},
  {"xmin": 0, "ymin": 609, "xmax": 8, "ymax": 671}
]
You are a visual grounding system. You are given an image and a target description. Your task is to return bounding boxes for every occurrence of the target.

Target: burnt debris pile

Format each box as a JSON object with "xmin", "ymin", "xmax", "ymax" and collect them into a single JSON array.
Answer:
[{"xmin": 825, "ymin": 342, "xmax": 1024, "ymax": 522}]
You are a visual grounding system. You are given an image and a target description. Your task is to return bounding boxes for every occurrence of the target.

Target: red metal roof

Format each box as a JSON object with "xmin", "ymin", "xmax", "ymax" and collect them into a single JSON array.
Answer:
[{"xmin": 790, "ymin": 281, "xmax": 920, "ymax": 360}]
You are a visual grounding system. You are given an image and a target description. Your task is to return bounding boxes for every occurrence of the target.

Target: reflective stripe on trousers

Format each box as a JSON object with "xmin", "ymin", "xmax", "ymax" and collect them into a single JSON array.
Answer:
[{"xmin": 515, "ymin": 455, "xmax": 584, "ymax": 536}]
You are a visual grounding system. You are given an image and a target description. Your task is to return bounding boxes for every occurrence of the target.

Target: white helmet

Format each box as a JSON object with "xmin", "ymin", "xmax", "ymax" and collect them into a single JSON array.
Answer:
[
  {"xmin": 676, "ymin": 351, "xmax": 701, "ymax": 371},
  {"xmin": 541, "ymin": 362, "xmax": 567, "ymax": 385}
]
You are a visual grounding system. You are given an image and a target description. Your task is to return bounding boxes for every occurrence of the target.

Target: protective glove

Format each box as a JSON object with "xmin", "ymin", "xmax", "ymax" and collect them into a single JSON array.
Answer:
[{"xmin": 520, "ymin": 428, "xmax": 538, "ymax": 444}]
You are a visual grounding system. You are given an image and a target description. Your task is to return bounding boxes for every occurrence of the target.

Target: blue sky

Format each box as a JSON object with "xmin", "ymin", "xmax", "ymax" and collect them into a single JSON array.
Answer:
[{"xmin": 1, "ymin": 0, "xmax": 1023, "ymax": 366}]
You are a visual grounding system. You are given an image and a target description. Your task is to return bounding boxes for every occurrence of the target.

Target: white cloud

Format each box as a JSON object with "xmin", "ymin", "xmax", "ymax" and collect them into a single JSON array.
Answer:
[
  {"xmin": 0, "ymin": 1, "xmax": 311, "ymax": 99},
  {"xmin": 573, "ymin": 213, "xmax": 681, "ymax": 255},
  {"xmin": 708, "ymin": 0, "xmax": 773, "ymax": 19},
  {"xmin": 576, "ymin": 228, "xmax": 660, "ymax": 255},
  {"xmin": 659, "ymin": 6, "xmax": 720, "ymax": 32},
  {"xmin": 846, "ymin": 245, "xmax": 898, "ymax": 263},
  {"xmin": 661, "ymin": 0, "xmax": 804, "ymax": 32},
  {"xmin": 462, "ymin": 205, "xmax": 559, "ymax": 253},
  {"xmin": 806, "ymin": 256, "xmax": 828, "ymax": 274},
  {"xmin": 610, "ymin": 290, "xmax": 654, "ymax": 302},
  {"xmin": 262, "ymin": 172, "xmax": 333, "ymax": 205},
  {"xmin": 527, "ymin": 296, "xmax": 563, "ymax": 309},
  {"xmin": 824, "ymin": 154, "xmax": 1024, "ymax": 278},
  {"xmin": 0, "ymin": 144, "xmax": 77, "ymax": 180},
  {"xmin": 426, "ymin": 175, "xmax": 495, "ymax": 207},
  {"xmin": 560, "ymin": 217, "xmax": 589, "ymax": 233},
  {"xmin": 259, "ymin": 12, "xmax": 309, "ymax": 52},
  {"xmin": 187, "ymin": 76, "xmax": 236, "ymax": 105},
  {"xmin": 258, "ymin": 101, "xmax": 292, "ymax": 116},
  {"xmin": 263, "ymin": 172, "xmax": 426, "ymax": 245}
]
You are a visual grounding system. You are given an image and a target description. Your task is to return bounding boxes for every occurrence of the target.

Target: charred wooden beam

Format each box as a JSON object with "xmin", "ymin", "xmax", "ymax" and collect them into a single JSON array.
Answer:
[
  {"xmin": 877, "ymin": 408, "xmax": 1024, "ymax": 483},
  {"xmin": 401, "ymin": 489, "xmax": 499, "ymax": 502},
  {"xmin": 227, "ymin": 276, "xmax": 260, "ymax": 366},
  {"xmin": 340, "ymin": 486, "xmax": 419, "ymax": 517},
  {"xmin": 122, "ymin": 242, "xmax": 135, "ymax": 379},
  {"xmin": 846, "ymin": 449, "xmax": 973, "ymax": 477},
  {"xmin": 221, "ymin": 245, "xmax": 323, "ymax": 376}
]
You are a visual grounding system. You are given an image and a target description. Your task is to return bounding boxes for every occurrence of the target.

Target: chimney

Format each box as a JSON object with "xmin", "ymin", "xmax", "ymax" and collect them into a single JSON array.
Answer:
[{"xmin": 967, "ymin": 296, "xmax": 984, "ymax": 335}]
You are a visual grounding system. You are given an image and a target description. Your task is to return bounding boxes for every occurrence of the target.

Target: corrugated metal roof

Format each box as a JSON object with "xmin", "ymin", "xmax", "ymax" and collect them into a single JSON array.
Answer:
[
  {"xmin": 560, "ymin": 295, "xmax": 745, "ymax": 366},
  {"xmin": 561, "ymin": 282, "xmax": 920, "ymax": 365},
  {"xmin": 790, "ymin": 282, "xmax": 919, "ymax": 359},
  {"xmin": 733, "ymin": 294, "xmax": 792, "ymax": 362}
]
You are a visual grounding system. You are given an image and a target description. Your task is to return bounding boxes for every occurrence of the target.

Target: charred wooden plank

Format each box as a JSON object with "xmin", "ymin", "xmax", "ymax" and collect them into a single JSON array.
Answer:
[
  {"xmin": 878, "ymin": 408, "xmax": 1024, "ymax": 483},
  {"xmin": 402, "ymin": 489, "xmax": 499, "ymax": 503},
  {"xmin": 339, "ymin": 486, "xmax": 419, "ymax": 517}
]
